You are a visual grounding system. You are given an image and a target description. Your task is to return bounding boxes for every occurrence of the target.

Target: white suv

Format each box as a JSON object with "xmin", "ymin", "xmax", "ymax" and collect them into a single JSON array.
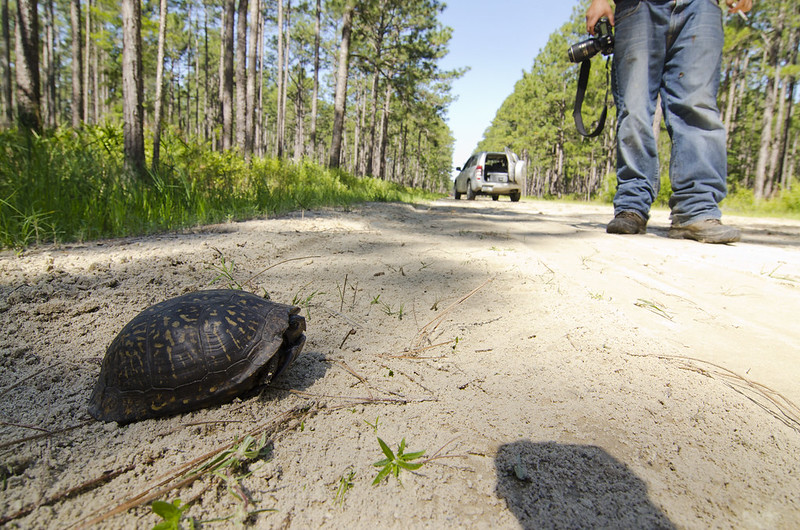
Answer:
[{"xmin": 453, "ymin": 149, "xmax": 525, "ymax": 202}]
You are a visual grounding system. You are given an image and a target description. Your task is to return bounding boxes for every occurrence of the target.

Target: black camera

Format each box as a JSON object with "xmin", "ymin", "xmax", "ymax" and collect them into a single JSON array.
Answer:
[{"xmin": 568, "ymin": 17, "xmax": 614, "ymax": 63}]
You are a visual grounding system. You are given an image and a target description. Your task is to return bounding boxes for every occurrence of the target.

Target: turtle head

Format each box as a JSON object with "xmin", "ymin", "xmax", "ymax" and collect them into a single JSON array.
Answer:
[{"xmin": 272, "ymin": 310, "xmax": 306, "ymax": 379}]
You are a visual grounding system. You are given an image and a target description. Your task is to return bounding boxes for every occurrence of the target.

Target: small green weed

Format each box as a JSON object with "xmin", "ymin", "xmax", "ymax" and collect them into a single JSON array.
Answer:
[
  {"xmin": 370, "ymin": 294, "xmax": 404, "ymax": 318},
  {"xmin": 364, "ymin": 416, "xmax": 380, "ymax": 433},
  {"xmin": 194, "ymin": 433, "xmax": 270, "ymax": 477},
  {"xmin": 189, "ymin": 434, "xmax": 272, "ymax": 518},
  {"xmin": 151, "ymin": 499, "xmax": 193, "ymax": 530},
  {"xmin": 379, "ymin": 301, "xmax": 404, "ymax": 320},
  {"xmin": 634, "ymin": 298, "xmax": 673, "ymax": 320},
  {"xmin": 292, "ymin": 284, "xmax": 323, "ymax": 317},
  {"xmin": 372, "ymin": 437, "xmax": 426, "ymax": 486},
  {"xmin": 1, "ymin": 462, "xmax": 13, "ymax": 491},
  {"xmin": 209, "ymin": 251, "xmax": 245, "ymax": 290},
  {"xmin": 334, "ymin": 469, "xmax": 356, "ymax": 506}
]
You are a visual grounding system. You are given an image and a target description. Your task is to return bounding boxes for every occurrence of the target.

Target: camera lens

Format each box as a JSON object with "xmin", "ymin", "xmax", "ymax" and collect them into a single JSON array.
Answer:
[{"xmin": 568, "ymin": 39, "xmax": 600, "ymax": 63}]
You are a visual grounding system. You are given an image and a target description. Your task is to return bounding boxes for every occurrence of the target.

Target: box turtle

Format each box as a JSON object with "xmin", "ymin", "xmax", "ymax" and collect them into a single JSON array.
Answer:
[{"xmin": 88, "ymin": 289, "xmax": 306, "ymax": 423}]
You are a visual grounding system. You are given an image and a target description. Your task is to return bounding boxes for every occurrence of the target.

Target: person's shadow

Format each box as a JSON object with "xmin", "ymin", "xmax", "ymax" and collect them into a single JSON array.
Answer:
[{"xmin": 495, "ymin": 441, "xmax": 676, "ymax": 529}]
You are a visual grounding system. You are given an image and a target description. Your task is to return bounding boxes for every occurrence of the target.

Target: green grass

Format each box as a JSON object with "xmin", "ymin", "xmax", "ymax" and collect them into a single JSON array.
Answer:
[{"xmin": 0, "ymin": 126, "xmax": 439, "ymax": 250}]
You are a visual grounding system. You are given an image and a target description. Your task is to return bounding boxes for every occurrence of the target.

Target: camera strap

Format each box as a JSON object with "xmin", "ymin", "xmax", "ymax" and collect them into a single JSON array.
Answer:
[{"xmin": 573, "ymin": 57, "xmax": 611, "ymax": 138}]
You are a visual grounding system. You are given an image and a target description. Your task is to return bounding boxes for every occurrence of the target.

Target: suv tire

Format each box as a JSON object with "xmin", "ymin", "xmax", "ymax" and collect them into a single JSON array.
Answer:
[
  {"xmin": 453, "ymin": 184, "xmax": 461, "ymax": 200},
  {"xmin": 510, "ymin": 191, "xmax": 521, "ymax": 202},
  {"xmin": 467, "ymin": 185, "xmax": 476, "ymax": 200}
]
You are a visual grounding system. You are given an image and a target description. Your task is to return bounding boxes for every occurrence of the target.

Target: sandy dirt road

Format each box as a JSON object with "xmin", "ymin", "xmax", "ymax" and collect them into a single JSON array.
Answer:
[{"xmin": 1, "ymin": 198, "xmax": 799, "ymax": 528}]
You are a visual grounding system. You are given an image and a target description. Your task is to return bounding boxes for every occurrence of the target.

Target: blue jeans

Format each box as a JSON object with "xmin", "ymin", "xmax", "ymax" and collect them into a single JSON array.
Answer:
[{"xmin": 612, "ymin": 0, "xmax": 727, "ymax": 226}]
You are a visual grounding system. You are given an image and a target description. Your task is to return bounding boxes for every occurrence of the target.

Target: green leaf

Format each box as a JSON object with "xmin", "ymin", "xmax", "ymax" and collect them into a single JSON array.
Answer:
[
  {"xmin": 151, "ymin": 499, "xmax": 181, "ymax": 519},
  {"xmin": 397, "ymin": 460, "xmax": 425, "ymax": 471},
  {"xmin": 372, "ymin": 465, "xmax": 392, "ymax": 485},
  {"xmin": 402, "ymin": 450, "xmax": 426, "ymax": 460},
  {"xmin": 377, "ymin": 437, "xmax": 395, "ymax": 460},
  {"xmin": 373, "ymin": 458, "xmax": 391, "ymax": 467}
]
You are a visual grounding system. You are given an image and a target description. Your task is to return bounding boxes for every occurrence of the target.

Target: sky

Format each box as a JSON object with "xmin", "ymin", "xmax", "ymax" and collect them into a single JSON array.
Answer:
[{"xmin": 438, "ymin": 0, "xmax": 583, "ymax": 176}]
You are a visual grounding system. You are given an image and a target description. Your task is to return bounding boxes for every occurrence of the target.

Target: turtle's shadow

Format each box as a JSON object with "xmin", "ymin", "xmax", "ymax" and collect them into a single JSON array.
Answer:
[
  {"xmin": 259, "ymin": 347, "xmax": 329, "ymax": 397},
  {"xmin": 495, "ymin": 440, "xmax": 676, "ymax": 529}
]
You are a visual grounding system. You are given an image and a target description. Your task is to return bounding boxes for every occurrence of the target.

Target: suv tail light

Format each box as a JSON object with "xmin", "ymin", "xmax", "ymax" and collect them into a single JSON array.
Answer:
[{"xmin": 476, "ymin": 165, "xmax": 483, "ymax": 181}]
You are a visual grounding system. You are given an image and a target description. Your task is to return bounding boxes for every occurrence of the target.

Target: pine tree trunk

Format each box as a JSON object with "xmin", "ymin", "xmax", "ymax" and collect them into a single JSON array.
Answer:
[
  {"xmin": 365, "ymin": 73, "xmax": 379, "ymax": 176},
  {"xmin": 1, "ymin": 0, "xmax": 11, "ymax": 125},
  {"xmin": 280, "ymin": 1, "xmax": 292, "ymax": 157},
  {"xmin": 754, "ymin": 61, "xmax": 779, "ymax": 199},
  {"xmin": 220, "ymin": 0, "xmax": 235, "ymax": 150},
  {"xmin": 92, "ymin": 33, "xmax": 99, "ymax": 122},
  {"xmin": 378, "ymin": 81, "xmax": 391, "ymax": 179},
  {"xmin": 275, "ymin": 0, "xmax": 285, "ymax": 157},
  {"xmin": 754, "ymin": 10, "xmax": 785, "ymax": 200},
  {"xmin": 765, "ymin": 76, "xmax": 788, "ymax": 197},
  {"xmin": 235, "ymin": 0, "xmax": 248, "ymax": 152},
  {"xmin": 785, "ymin": 134, "xmax": 797, "ymax": 191},
  {"xmin": 121, "ymin": 0, "xmax": 145, "ymax": 177},
  {"xmin": 775, "ymin": 27, "xmax": 798, "ymax": 191},
  {"xmin": 329, "ymin": 3, "xmax": 354, "ymax": 169},
  {"xmin": 83, "ymin": 0, "xmax": 91, "ymax": 122},
  {"xmin": 244, "ymin": 0, "xmax": 259, "ymax": 157},
  {"xmin": 152, "ymin": 0, "xmax": 168, "ymax": 172},
  {"xmin": 309, "ymin": 0, "xmax": 321, "ymax": 159},
  {"xmin": 194, "ymin": 31, "xmax": 200, "ymax": 137},
  {"xmin": 15, "ymin": 0, "xmax": 41, "ymax": 132},
  {"xmin": 255, "ymin": 6, "xmax": 264, "ymax": 156},
  {"xmin": 354, "ymin": 80, "xmax": 364, "ymax": 175},
  {"xmin": 724, "ymin": 54, "xmax": 749, "ymax": 146},
  {"xmin": 42, "ymin": 0, "xmax": 56, "ymax": 128},
  {"xmin": 293, "ymin": 65, "xmax": 305, "ymax": 161},
  {"xmin": 70, "ymin": 0, "xmax": 83, "ymax": 128},
  {"xmin": 203, "ymin": 6, "xmax": 210, "ymax": 141}
]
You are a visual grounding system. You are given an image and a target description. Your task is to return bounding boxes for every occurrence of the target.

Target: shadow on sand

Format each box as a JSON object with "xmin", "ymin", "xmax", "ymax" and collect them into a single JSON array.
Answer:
[{"xmin": 495, "ymin": 440, "xmax": 676, "ymax": 529}]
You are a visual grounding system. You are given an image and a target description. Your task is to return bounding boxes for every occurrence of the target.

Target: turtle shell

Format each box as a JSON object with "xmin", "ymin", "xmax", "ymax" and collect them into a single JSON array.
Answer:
[{"xmin": 88, "ymin": 289, "xmax": 306, "ymax": 423}]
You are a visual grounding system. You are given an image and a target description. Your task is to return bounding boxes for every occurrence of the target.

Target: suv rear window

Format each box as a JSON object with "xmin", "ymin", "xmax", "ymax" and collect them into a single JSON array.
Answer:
[{"xmin": 484, "ymin": 155, "xmax": 508, "ymax": 173}]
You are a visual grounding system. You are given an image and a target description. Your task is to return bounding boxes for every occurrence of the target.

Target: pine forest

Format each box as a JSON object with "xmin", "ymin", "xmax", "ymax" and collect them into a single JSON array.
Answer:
[{"xmin": 0, "ymin": 0, "xmax": 798, "ymax": 248}]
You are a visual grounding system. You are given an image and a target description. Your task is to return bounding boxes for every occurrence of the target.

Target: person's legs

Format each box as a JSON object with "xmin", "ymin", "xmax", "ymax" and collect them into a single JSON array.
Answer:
[
  {"xmin": 610, "ymin": 0, "xmax": 669, "ymax": 225},
  {"xmin": 661, "ymin": 0, "xmax": 728, "ymax": 226}
]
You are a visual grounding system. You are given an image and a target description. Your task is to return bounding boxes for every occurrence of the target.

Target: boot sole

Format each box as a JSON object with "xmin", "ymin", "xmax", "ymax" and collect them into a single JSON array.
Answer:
[{"xmin": 668, "ymin": 228, "xmax": 741, "ymax": 244}]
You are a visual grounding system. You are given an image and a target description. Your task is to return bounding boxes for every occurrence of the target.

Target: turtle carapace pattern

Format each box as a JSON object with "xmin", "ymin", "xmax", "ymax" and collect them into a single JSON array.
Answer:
[{"xmin": 88, "ymin": 289, "xmax": 306, "ymax": 423}]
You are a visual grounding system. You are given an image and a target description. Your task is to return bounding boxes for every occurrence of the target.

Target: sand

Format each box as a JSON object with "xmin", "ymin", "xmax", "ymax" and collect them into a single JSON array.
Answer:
[{"xmin": 1, "ymin": 198, "xmax": 799, "ymax": 529}]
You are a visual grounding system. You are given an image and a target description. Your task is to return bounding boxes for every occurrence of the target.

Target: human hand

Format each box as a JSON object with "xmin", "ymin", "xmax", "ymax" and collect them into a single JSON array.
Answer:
[
  {"xmin": 586, "ymin": 0, "xmax": 614, "ymax": 35},
  {"xmin": 725, "ymin": 0, "xmax": 752, "ymax": 14}
]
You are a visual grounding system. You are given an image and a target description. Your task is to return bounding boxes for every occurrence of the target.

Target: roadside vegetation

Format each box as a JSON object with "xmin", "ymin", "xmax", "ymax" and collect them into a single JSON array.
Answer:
[{"xmin": 0, "ymin": 127, "xmax": 438, "ymax": 250}]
